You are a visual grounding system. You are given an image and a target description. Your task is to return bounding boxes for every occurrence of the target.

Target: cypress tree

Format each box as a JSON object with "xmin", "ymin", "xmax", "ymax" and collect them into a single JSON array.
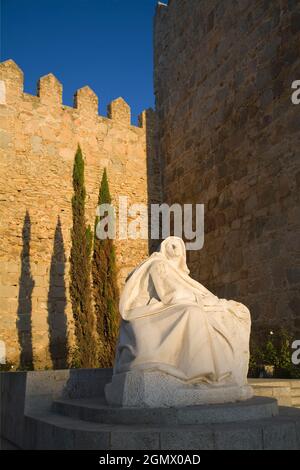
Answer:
[
  {"xmin": 92, "ymin": 168, "xmax": 119, "ymax": 367},
  {"xmin": 70, "ymin": 146, "xmax": 98, "ymax": 368}
]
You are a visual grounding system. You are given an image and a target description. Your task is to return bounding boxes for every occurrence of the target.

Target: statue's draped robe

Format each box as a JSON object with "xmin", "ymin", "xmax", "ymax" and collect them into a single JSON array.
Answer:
[{"xmin": 115, "ymin": 251, "xmax": 251, "ymax": 387}]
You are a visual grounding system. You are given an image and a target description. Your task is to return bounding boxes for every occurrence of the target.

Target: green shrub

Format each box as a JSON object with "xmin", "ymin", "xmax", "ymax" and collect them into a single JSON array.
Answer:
[{"xmin": 249, "ymin": 327, "xmax": 300, "ymax": 379}]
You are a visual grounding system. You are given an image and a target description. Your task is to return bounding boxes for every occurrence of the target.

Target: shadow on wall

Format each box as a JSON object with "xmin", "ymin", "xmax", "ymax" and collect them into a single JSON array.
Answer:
[
  {"xmin": 47, "ymin": 216, "xmax": 68, "ymax": 369},
  {"xmin": 16, "ymin": 212, "xmax": 69, "ymax": 370},
  {"xmin": 16, "ymin": 210, "xmax": 35, "ymax": 370},
  {"xmin": 142, "ymin": 109, "xmax": 162, "ymax": 254}
]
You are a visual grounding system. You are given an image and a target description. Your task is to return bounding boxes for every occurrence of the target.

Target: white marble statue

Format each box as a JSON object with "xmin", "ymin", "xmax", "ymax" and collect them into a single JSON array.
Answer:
[{"xmin": 105, "ymin": 236, "xmax": 253, "ymax": 407}]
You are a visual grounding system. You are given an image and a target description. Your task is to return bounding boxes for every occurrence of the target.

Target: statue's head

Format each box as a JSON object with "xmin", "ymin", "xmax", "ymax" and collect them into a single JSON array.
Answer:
[
  {"xmin": 165, "ymin": 238, "xmax": 183, "ymax": 259},
  {"xmin": 159, "ymin": 236, "xmax": 189, "ymax": 274}
]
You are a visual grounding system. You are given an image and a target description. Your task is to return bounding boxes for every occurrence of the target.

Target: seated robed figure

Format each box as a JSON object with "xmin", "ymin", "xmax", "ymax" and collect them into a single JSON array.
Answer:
[{"xmin": 112, "ymin": 236, "xmax": 251, "ymax": 393}]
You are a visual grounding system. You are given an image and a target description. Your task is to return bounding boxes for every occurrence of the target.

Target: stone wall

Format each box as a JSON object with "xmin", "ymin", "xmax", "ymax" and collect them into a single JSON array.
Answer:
[
  {"xmin": 249, "ymin": 378, "xmax": 300, "ymax": 408},
  {"xmin": 154, "ymin": 0, "xmax": 300, "ymax": 338},
  {"xmin": 0, "ymin": 59, "xmax": 155, "ymax": 368}
]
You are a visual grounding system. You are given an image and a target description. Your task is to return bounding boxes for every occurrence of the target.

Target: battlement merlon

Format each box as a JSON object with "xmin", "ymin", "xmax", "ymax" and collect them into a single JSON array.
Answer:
[
  {"xmin": 37, "ymin": 73, "xmax": 63, "ymax": 106},
  {"xmin": 138, "ymin": 108, "xmax": 157, "ymax": 131},
  {"xmin": 107, "ymin": 97, "xmax": 131, "ymax": 126},
  {"xmin": 0, "ymin": 59, "xmax": 150, "ymax": 130},
  {"xmin": 0, "ymin": 59, "xmax": 24, "ymax": 104},
  {"xmin": 74, "ymin": 86, "xmax": 98, "ymax": 116}
]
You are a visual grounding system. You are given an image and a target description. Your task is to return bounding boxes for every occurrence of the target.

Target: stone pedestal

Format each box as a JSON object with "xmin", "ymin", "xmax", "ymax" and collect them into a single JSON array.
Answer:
[
  {"xmin": 1, "ymin": 369, "xmax": 300, "ymax": 449},
  {"xmin": 105, "ymin": 370, "xmax": 253, "ymax": 408}
]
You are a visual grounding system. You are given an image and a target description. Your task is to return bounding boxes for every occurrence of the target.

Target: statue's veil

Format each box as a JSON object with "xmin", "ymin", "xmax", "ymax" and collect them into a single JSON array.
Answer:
[
  {"xmin": 158, "ymin": 236, "xmax": 190, "ymax": 275},
  {"xmin": 119, "ymin": 237, "xmax": 192, "ymax": 319}
]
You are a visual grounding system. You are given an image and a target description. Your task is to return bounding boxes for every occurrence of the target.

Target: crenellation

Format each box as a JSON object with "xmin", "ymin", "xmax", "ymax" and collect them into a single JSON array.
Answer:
[
  {"xmin": 37, "ymin": 73, "xmax": 63, "ymax": 107},
  {"xmin": 73, "ymin": 86, "xmax": 98, "ymax": 116},
  {"xmin": 0, "ymin": 60, "xmax": 146, "ymax": 130},
  {"xmin": 0, "ymin": 59, "xmax": 24, "ymax": 103},
  {"xmin": 107, "ymin": 97, "xmax": 131, "ymax": 126},
  {"xmin": 22, "ymin": 92, "xmax": 40, "ymax": 107},
  {"xmin": 138, "ymin": 109, "xmax": 151, "ymax": 129}
]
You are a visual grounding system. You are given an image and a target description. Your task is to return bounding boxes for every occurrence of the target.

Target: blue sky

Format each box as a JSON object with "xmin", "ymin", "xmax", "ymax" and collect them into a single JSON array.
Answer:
[{"xmin": 0, "ymin": 0, "xmax": 159, "ymax": 124}]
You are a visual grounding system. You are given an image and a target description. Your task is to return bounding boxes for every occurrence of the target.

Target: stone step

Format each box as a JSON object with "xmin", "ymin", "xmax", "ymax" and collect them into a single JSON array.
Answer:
[
  {"xmin": 250, "ymin": 380, "xmax": 290, "ymax": 387},
  {"xmin": 23, "ymin": 406, "xmax": 300, "ymax": 450},
  {"xmin": 52, "ymin": 396, "xmax": 278, "ymax": 426},
  {"xmin": 290, "ymin": 382, "xmax": 300, "ymax": 389}
]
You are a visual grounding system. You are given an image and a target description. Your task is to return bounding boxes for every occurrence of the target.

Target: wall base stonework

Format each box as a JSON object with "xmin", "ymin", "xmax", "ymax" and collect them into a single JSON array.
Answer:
[{"xmin": 249, "ymin": 378, "xmax": 300, "ymax": 408}]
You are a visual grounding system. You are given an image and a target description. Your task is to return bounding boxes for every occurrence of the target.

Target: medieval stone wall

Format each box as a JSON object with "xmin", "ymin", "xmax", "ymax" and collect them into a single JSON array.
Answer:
[
  {"xmin": 0, "ymin": 59, "xmax": 155, "ymax": 368},
  {"xmin": 154, "ymin": 0, "xmax": 300, "ymax": 337},
  {"xmin": 1, "ymin": 0, "xmax": 299, "ymax": 368}
]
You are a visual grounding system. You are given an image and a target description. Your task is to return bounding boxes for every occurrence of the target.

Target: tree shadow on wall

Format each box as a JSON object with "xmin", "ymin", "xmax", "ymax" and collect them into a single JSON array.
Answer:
[
  {"xmin": 16, "ymin": 210, "xmax": 35, "ymax": 370},
  {"xmin": 47, "ymin": 216, "xmax": 68, "ymax": 369}
]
